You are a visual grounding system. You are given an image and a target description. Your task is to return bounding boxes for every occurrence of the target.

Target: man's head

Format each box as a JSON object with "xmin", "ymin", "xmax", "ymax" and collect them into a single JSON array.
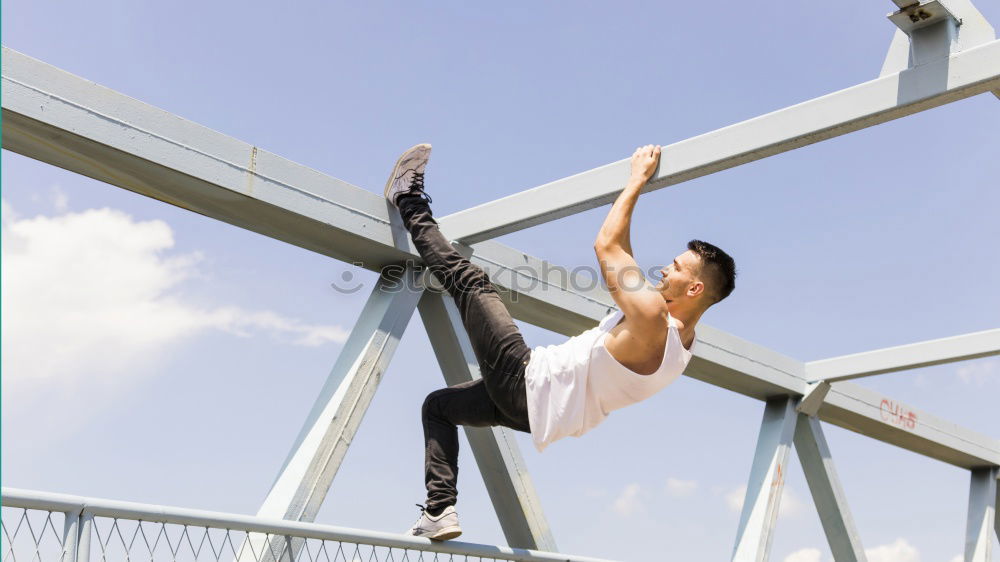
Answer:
[{"xmin": 654, "ymin": 240, "xmax": 736, "ymax": 311}]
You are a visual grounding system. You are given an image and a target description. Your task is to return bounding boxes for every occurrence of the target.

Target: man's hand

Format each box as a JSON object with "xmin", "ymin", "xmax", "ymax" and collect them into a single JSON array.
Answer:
[{"xmin": 629, "ymin": 144, "xmax": 662, "ymax": 185}]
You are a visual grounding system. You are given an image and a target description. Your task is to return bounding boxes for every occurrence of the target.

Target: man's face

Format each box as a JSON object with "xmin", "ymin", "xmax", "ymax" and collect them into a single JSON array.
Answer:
[{"xmin": 654, "ymin": 250, "xmax": 703, "ymax": 304}]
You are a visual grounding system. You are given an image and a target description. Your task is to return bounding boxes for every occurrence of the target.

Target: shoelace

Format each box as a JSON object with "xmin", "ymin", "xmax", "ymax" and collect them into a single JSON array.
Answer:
[
  {"xmin": 407, "ymin": 504, "xmax": 428, "ymax": 533},
  {"xmin": 408, "ymin": 172, "xmax": 432, "ymax": 203},
  {"xmin": 414, "ymin": 503, "xmax": 446, "ymax": 519}
]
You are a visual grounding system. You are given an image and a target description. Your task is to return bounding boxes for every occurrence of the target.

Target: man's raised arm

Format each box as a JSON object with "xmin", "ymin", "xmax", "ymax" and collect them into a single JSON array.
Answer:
[{"xmin": 593, "ymin": 145, "xmax": 665, "ymax": 322}]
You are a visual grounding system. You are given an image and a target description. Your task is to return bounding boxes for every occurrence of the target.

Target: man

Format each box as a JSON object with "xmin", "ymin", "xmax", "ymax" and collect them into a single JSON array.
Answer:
[{"xmin": 386, "ymin": 144, "xmax": 736, "ymax": 540}]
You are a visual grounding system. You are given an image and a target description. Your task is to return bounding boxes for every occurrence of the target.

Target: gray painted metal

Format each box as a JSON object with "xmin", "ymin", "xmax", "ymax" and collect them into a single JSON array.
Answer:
[
  {"xmin": 732, "ymin": 397, "xmax": 799, "ymax": 562},
  {"xmin": 888, "ymin": 1, "xmax": 958, "ymax": 35},
  {"xmin": 258, "ymin": 269, "xmax": 422, "ymax": 522},
  {"xmin": 0, "ymin": 46, "xmax": 611, "ymax": 338},
  {"xmin": 61, "ymin": 509, "xmax": 80, "ymax": 562},
  {"xmin": 806, "ymin": 329, "xmax": 1000, "ymax": 383},
  {"xmin": 965, "ymin": 467, "xmax": 998, "ymax": 561},
  {"xmin": 822, "ymin": 382, "xmax": 1000, "ymax": 468},
  {"xmin": 241, "ymin": 270, "xmax": 423, "ymax": 561},
  {"xmin": 0, "ymin": 488, "xmax": 612, "ymax": 562},
  {"xmin": 417, "ymin": 292, "xmax": 556, "ymax": 551},
  {"xmin": 436, "ymin": 40, "xmax": 1000, "ymax": 244},
  {"xmin": 3, "ymin": 46, "xmax": 1000, "ymax": 471},
  {"xmin": 881, "ymin": 0, "xmax": 995, "ymax": 75},
  {"xmin": 76, "ymin": 512, "xmax": 93, "ymax": 562},
  {"xmin": 796, "ymin": 381, "xmax": 831, "ymax": 417},
  {"xmin": 794, "ymin": 415, "xmax": 867, "ymax": 562},
  {"xmin": 881, "ymin": 29, "xmax": 914, "ymax": 76}
]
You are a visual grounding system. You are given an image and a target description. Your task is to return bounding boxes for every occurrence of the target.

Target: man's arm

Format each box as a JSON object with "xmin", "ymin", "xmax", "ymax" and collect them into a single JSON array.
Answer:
[{"xmin": 594, "ymin": 145, "xmax": 665, "ymax": 324}]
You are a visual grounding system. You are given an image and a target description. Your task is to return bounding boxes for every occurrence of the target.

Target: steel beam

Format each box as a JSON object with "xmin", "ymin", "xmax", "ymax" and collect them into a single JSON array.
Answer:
[
  {"xmin": 437, "ymin": 39, "xmax": 1000, "ymax": 244},
  {"xmin": 3, "ymin": 46, "xmax": 1000, "ymax": 471},
  {"xmin": 882, "ymin": 0, "xmax": 996, "ymax": 72},
  {"xmin": 964, "ymin": 467, "xmax": 998, "ymax": 561},
  {"xmin": 417, "ymin": 291, "xmax": 556, "ymax": 551},
  {"xmin": 794, "ymin": 415, "xmax": 867, "ymax": 562},
  {"xmin": 796, "ymin": 381, "xmax": 832, "ymax": 417},
  {"xmin": 242, "ymin": 270, "xmax": 423, "ymax": 561},
  {"xmin": 806, "ymin": 329, "xmax": 1000, "ymax": 383},
  {"xmin": 822, "ymin": 381, "xmax": 1000, "ymax": 468},
  {"xmin": 0, "ymin": 46, "xmax": 610, "ymax": 338},
  {"xmin": 732, "ymin": 397, "xmax": 799, "ymax": 562}
]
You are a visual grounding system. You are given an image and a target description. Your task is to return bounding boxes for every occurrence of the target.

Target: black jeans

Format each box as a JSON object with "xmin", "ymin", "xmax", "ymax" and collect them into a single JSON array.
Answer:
[{"xmin": 398, "ymin": 194, "xmax": 532, "ymax": 513}]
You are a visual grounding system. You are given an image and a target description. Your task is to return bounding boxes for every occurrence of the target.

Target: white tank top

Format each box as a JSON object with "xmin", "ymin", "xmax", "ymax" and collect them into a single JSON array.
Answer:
[{"xmin": 524, "ymin": 309, "xmax": 695, "ymax": 452}]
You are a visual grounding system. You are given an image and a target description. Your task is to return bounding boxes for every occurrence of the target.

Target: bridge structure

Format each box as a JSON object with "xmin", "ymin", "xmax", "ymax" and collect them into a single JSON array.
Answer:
[{"xmin": 3, "ymin": 1, "xmax": 1000, "ymax": 560}]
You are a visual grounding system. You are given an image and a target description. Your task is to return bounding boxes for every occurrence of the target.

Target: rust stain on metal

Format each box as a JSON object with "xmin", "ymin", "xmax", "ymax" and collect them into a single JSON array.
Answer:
[
  {"xmin": 772, "ymin": 464, "xmax": 783, "ymax": 487},
  {"xmin": 246, "ymin": 146, "xmax": 258, "ymax": 195}
]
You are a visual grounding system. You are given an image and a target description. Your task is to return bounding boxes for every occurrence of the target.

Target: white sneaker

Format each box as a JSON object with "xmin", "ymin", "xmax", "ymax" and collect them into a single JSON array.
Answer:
[
  {"xmin": 384, "ymin": 143, "xmax": 432, "ymax": 207},
  {"xmin": 403, "ymin": 504, "xmax": 462, "ymax": 541}
]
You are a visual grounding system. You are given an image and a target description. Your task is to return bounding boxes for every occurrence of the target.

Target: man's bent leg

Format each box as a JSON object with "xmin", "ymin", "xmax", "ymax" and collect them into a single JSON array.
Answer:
[
  {"xmin": 400, "ymin": 195, "xmax": 531, "ymax": 419},
  {"xmin": 421, "ymin": 378, "xmax": 529, "ymax": 513}
]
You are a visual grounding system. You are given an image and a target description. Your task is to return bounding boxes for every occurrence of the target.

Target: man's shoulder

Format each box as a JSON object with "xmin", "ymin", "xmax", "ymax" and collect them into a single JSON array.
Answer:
[{"xmin": 619, "ymin": 307, "xmax": 669, "ymax": 333}]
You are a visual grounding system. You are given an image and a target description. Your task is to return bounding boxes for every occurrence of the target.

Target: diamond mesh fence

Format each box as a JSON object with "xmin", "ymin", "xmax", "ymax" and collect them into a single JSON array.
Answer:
[
  {"xmin": 1, "ymin": 507, "xmax": 546, "ymax": 562},
  {"xmin": 1, "ymin": 508, "xmax": 69, "ymax": 562}
]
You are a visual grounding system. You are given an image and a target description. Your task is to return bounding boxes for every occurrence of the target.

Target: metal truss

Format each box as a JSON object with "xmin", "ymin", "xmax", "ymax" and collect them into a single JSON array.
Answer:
[{"xmin": 2, "ymin": 2, "xmax": 999, "ymax": 560}]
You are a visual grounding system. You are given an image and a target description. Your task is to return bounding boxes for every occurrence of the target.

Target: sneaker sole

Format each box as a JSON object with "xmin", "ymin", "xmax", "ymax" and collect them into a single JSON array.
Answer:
[
  {"xmin": 428, "ymin": 526, "xmax": 462, "ymax": 541},
  {"xmin": 383, "ymin": 143, "xmax": 432, "ymax": 201}
]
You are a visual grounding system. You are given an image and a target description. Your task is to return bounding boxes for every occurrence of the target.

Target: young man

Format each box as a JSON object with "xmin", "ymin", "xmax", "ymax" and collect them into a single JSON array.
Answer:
[{"xmin": 386, "ymin": 144, "xmax": 736, "ymax": 541}]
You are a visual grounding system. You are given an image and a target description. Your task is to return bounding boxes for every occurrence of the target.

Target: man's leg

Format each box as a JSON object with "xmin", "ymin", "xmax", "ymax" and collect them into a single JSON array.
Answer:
[
  {"xmin": 399, "ymin": 195, "xmax": 531, "ymax": 422},
  {"xmin": 421, "ymin": 378, "xmax": 530, "ymax": 515}
]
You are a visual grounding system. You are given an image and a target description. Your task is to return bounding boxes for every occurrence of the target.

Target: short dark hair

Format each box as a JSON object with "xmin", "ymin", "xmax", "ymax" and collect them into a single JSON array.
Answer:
[{"xmin": 687, "ymin": 239, "xmax": 736, "ymax": 304}]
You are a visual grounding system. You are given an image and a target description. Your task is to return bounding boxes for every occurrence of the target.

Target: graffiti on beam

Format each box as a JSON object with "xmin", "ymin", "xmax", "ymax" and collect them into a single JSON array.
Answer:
[{"xmin": 880, "ymin": 398, "xmax": 917, "ymax": 430}]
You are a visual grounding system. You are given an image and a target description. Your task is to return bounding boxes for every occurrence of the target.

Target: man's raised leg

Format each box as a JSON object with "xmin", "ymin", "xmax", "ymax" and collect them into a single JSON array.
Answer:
[{"xmin": 385, "ymin": 145, "xmax": 531, "ymax": 421}]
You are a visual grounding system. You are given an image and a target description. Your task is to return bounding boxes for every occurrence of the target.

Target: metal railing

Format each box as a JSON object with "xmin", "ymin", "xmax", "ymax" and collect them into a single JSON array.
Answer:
[{"xmin": 1, "ymin": 489, "xmax": 613, "ymax": 562}]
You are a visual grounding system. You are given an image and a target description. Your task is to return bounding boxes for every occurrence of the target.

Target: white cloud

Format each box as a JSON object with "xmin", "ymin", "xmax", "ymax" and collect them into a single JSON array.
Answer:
[
  {"xmin": 27, "ymin": 184, "xmax": 70, "ymax": 213},
  {"xmin": 1, "ymin": 202, "xmax": 349, "ymax": 386},
  {"xmin": 51, "ymin": 186, "xmax": 69, "ymax": 213},
  {"xmin": 726, "ymin": 485, "xmax": 745, "ymax": 512},
  {"xmin": 665, "ymin": 477, "xmax": 698, "ymax": 498},
  {"xmin": 612, "ymin": 483, "xmax": 643, "ymax": 516},
  {"xmin": 783, "ymin": 547, "xmax": 822, "ymax": 562},
  {"xmin": 957, "ymin": 359, "xmax": 999, "ymax": 387},
  {"xmin": 865, "ymin": 538, "xmax": 920, "ymax": 562},
  {"xmin": 947, "ymin": 555, "xmax": 962, "ymax": 562},
  {"xmin": 780, "ymin": 487, "xmax": 805, "ymax": 517},
  {"xmin": 724, "ymin": 484, "xmax": 804, "ymax": 518}
]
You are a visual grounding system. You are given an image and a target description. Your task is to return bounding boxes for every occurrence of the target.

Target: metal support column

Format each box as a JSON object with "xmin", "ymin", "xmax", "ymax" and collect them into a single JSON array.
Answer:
[
  {"xmin": 59, "ymin": 509, "xmax": 92, "ymax": 562},
  {"xmin": 794, "ymin": 414, "xmax": 867, "ymax": 561},
  {"xmin": 964, "ymin": 466, "xmax": 998, "ymax": 561},
  {"xmin": 996, "ymin": 476, "xmax": 1000, "ymax": 543},
  {"xmin": 417, "ymin": 290, "xmax": 557, "ymax": 551},
  {"xmin": 60, "ymin": 510, "xmax": 80, "ymax": 562},
  {"xmin": 732, "ymin": 396, "xmax": 799, "ymax": 562},
  {"xmin": 242, "ymin": 268, "xmax": 424, "ymax": 561},
  {"xmin": 76, "ymin": 512, "xmax": 92, "ymax": 562}
]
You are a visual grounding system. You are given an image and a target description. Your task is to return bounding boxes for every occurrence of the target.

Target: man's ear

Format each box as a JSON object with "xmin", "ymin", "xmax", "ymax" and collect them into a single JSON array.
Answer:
[{"xmin": 688, "ymin": 281, "xmax": 705, "ymax": 298}]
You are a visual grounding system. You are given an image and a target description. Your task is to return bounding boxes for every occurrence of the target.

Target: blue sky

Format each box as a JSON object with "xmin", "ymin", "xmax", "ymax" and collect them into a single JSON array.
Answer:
[{"xmin": 3, "ymin": 2, "xmax": 999, "ymax": 561}]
